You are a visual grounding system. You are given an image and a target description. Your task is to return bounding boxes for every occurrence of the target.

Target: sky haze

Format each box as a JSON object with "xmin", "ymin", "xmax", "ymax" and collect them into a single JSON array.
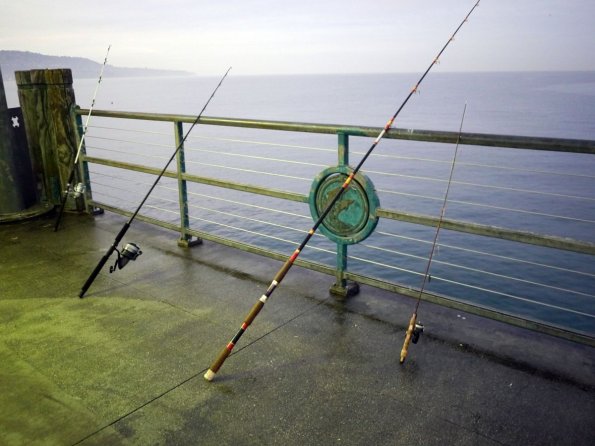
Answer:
[{"xmin": 1, "ymin": 0, "xmax": 594, "ymax": 75}]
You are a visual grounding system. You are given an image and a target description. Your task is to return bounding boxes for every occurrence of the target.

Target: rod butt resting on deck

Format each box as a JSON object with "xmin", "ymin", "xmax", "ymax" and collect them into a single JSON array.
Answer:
[
  {"xmin": 205, "ymin": 298, "xmax": 266, "ymax": 381},
  {"xmin": 204, "ymin": 345, "xmax": 233, "ymax": 382}
]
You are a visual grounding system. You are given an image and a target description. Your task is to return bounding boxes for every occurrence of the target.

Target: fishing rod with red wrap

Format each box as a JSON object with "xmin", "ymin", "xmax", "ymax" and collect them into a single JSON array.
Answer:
[{"xmin": 204, "ymin": 0, "xmax": 481, "ymax": 382}]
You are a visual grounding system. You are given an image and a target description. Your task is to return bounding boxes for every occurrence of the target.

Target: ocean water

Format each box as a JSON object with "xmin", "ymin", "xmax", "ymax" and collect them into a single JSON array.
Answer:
[{"xmin": 3, "ymin": 71, "xmax": 595, "ymax": 335}]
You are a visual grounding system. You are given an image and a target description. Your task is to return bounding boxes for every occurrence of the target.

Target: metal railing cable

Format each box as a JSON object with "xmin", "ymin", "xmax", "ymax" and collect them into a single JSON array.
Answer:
[
  {"xmin": 186, "ymin": 191, "xmax": 310, "ymax": 220},
  {"xmin": 346, "ymin": 253, "xmax": 594, "ymax": 319},
  {"xmin": 91, "ymin": 171, "xmax": 595, "ymax": 299},
  {"xmin": 87, "ymin": 161, "xmax": 595, "ymax": 220},
  {"xmin": 89, "ymin": 125, "xmax": 338, "ymax": 154},
  {"xmin": 86, "ymin": 135, "xmax": 173, "ymax": 149},
  {"xmin": 187, "ymin": 203, "xmax": 324, "ymax": 237},
  {"xmin": 375, "ymin": 230, "xmax": 595, "ymax": 278},
  {"xmin": 183, "ymin": 160, "xmax": 311, "ymax": 181},
  {"xmin": 85, "ymin": 131, "xmax": 595, "ymax": 203},
  {"xmin": 354, "ymin": 244, "xmax": 595, "ymax": 299},
  {"xmin": 87, "ymin": 124, "xmax": 171, "ymax": 137},
  {"xmin": 184, "ymin": 146, "xmax": 329, "ymax": 168},
  {"xmin": 187, "ymin": 213, "xmax": 335, "ymax": 256},
  {"xmin": 87, "ymin": 144, "xmax": 594, "ymax": 279},
  {"xmin": 90, "ymin": 171, "xmax": 311, "ymax": 220},
  {"xmin": 187, "ymin": 134, "xmax": 336, "ymax": 153},
  {"xmin": 85, "ymin": 123, "xmax": 595, "ymax": 195},
  {"xmin": 377, "ymin": 188, "xmax": 595, "ymax": 223},
  {"xmin": 423, "ymin": 275, "xmax": 595, "ymax": 319},
  {"xmin": 84, "ymin": 146, "xmax": 174, "ymax": 163}
]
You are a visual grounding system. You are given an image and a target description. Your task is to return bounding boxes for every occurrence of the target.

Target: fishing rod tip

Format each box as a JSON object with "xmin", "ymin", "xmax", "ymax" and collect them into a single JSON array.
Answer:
[{"xmin": 204, "ymin": 369, "xmax": 216, "ymax": 382}]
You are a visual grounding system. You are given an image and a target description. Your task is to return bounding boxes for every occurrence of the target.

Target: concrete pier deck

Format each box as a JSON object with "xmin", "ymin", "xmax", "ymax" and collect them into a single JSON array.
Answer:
[{"xmin": 1, "ymin": 212, "xmax": 594, "ymax": 445}]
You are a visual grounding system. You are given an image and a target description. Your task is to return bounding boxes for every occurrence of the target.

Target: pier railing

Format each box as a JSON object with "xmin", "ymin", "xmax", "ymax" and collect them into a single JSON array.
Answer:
[{"xmin": 74, "ymin": 108, "xmax": 595, "ymax": 346}]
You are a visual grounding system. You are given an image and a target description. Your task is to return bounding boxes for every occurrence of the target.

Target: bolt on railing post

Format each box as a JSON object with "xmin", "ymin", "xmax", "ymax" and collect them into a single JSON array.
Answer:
[{"xmin": 174, "ymin": 120, "xmax": 201, "ymax": 248}]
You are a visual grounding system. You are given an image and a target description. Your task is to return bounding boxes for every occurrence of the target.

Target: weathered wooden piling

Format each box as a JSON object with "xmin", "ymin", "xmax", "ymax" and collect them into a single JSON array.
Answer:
[{"xmin": 15, "ymin": 68, "xmax": 81, "ymax": 208}]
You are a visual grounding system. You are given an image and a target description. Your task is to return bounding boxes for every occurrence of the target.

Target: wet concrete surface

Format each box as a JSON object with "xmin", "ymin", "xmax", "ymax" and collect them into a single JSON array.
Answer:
[{"xmin": 1, "ymin": 212, "xmax": 594, "ymax": 445}]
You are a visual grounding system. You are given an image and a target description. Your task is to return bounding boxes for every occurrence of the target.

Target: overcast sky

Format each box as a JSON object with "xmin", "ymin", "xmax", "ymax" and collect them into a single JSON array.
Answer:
[{"xmin": 1, "ymin": 0, "xmax": 594, "ymax": 75}]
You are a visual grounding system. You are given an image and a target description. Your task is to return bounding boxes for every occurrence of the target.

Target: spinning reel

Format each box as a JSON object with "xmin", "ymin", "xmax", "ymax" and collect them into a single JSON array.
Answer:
[
  {"xmin": 109, "ymin": 243, "xmax": 142, "ymax": 273},
  {"xmin": 64, "ymin": 182, "xmax": 86, "ymax": 199}
]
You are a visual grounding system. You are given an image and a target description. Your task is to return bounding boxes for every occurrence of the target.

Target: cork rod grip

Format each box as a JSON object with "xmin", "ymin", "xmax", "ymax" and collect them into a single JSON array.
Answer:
[{"xmin": 400, "ymin": 313, "xmax": 417, "ymax": 364}]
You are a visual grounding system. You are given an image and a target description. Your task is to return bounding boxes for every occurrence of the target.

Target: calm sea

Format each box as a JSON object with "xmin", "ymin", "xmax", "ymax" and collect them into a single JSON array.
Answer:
[{"xmin": 4, "ymin": 71, "xmax": 595, "ymax": 334}]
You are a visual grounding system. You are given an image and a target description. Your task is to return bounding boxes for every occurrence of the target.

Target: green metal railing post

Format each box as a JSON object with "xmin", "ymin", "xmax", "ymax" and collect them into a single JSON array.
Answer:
[
  {"xmin": 174, "ymin": 121, "xmax": 201, "ymax": 248},
  {"xmin": 330, "ymin": 132, "xmax": 360, "ymax": 298}
]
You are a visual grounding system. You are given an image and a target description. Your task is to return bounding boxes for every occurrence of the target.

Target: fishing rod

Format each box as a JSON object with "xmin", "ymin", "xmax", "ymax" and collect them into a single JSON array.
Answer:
[
  {"xmin": 399, "ymin": 102, "xmax": 467, "ymax": 364},
  {"xmin": 54, "ymin": 45, "xmax": 111, "ymax": 232},
  {"xmin": 78, "ymin": 67, "xmax": 232, "ymax": 298},
  {"xmin": 204, "ymin": 0, "xmax": 481, "ymax": 382}
]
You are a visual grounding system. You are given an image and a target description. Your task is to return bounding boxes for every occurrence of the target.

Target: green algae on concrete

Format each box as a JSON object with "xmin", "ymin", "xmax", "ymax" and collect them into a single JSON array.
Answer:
[{"xmin": 0, "ymin": 297, "xmax": 214, "ymax": 445}]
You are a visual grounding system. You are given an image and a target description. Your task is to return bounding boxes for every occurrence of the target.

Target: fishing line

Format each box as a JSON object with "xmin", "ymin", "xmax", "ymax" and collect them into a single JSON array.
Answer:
[
  {"xmin": 69, "ymin": 296, "xmax": 328, "ymax": 446},
  {"xmin": 399, "ymin": 102, "xmax": 467, "ymax": 364},
  {"xmin": 78, "ymin": 67, "xmax": 232, "ymax": 298},
  {"xmin": 204, "ymin": 0, "xmax": 481, "ymax": 381},
  {"xmin": 54, "ymin": 45, "xmax": 111, "ymax": 231}
]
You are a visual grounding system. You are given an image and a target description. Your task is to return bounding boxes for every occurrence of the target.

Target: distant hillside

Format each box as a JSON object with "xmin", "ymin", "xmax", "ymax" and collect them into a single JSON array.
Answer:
[{"xmin": 0, "ymin": 50, "xmax": 193, "ymax": 80}]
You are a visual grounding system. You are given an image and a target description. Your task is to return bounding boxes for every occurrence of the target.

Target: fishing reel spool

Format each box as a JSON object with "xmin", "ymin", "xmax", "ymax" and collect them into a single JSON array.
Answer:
[
  {"xmin": 411, "ymin": 322, "xmax": 424, "ymax": 344},
  {"xmin": 64, "ymin": 182, "xmax": 86, "ymax": 199},
  {"xmin": 109, "ymin": 243, "xmax": 142, "ymax": 273}
]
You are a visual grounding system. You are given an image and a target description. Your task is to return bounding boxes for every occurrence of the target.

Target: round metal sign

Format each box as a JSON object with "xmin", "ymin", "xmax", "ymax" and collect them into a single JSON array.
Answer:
[{"xmin": 309, "ymin": 166, "xmax": 380, "ymax": 245}]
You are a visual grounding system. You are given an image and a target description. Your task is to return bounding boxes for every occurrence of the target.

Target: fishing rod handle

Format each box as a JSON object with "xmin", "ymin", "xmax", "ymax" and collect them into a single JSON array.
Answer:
[
  {"xmin": 79, "ymin": 246, "xmax": 115, "ymax": 298},
  {"xmin": 204, "ymin": 299, "xmax": 266, "ymax": 381},
  {"xmin": 54, "ymin": 170, "xmax": 77, "ymax": 232},
  {"xmin": 53, "ymin": 192, "xmax": 69, "ymax": 232},
  {"xmin": 400, "ymin": 313, "xmax": 417, "ymax": 364},
  {"xmin": 273, "ymin": 252, "xmax": 299, "ymax": 284},
  {"xmin": 79, "ymin": 223, "xmax": 130, "ymax": 298}
]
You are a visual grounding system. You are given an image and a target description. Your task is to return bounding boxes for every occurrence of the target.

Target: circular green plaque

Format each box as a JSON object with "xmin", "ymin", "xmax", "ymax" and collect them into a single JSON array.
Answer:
[{"xmin": 309, "ymin": 166, "xmax": 380, "ymax": 245}]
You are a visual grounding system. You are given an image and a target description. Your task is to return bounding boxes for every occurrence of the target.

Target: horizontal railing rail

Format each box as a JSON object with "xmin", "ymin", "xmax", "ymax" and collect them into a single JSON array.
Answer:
[
  {"xmin": 83, "ymin": 109, "xmax": 595, "ymax": 154},
  {"xmin": 75, "ymin": 108, "xmax": 595, "ymax": 347}
]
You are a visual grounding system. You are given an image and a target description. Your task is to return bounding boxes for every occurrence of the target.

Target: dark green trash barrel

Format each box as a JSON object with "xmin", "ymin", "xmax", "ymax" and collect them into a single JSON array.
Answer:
[{"xmin": 0, "ymin": 67, "xmax": 48, "ymax": 221}]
